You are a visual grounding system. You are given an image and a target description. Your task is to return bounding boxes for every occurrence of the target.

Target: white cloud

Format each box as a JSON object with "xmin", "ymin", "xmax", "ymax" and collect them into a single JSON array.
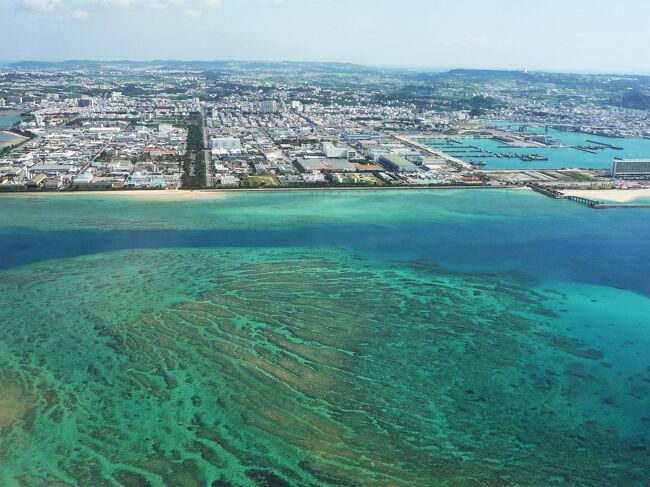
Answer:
[
  {"xmin": 70, "ymin": 7, "xmax": 87, "ymax": 18},
  {"xmin": 22, "ymin": 0, "xmax": 61, "ymax": 10},
  {"xmin": 98, "ymin": 0, "xmax": 135, "ymax": 7},
  {"xmin": 95, "ymin": 0, "xmax": 223, "ymax": 10},
  {"xmin": 0, "ymin": 0, "xmax": 285, "ymax": 15},
  {"xmin": 14, "ymin": 0, "xmax": 226, "ymax": 16}
]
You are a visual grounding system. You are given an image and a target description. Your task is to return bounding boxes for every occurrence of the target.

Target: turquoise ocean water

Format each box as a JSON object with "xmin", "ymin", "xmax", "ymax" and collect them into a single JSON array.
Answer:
[
  {"xmin": 0, "ymin": 190, "xmax": 649, "ymax": 486},
  {"xmin": 0, "ymin": 112, "xmax": 24, "ymax": 128},
  {"xmin": 0, "ymin": 111, "xmax": 24, "ymax": 147}
]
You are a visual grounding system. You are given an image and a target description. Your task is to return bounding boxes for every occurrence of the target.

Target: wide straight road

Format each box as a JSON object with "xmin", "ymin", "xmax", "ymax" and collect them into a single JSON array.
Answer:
[
  {"xmin": 200, "ymin": 106, "xmax": 212, "ymax": 188},
  {"xmin": 68, "ymin": 134, "xmax": 116, "ymax": 188}
]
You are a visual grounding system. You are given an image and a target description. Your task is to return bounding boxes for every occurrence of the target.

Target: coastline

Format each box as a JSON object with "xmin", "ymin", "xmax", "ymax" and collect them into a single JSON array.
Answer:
[
  {"xmin": 0, "ymin": 185, "xmax": 527, "ymax": 200},
  {"xmin": 0, "ymin": 189, "xmax": 230, "ymax": 201},
  {"xmin": 561, "ymin": 188, "xmax": 650, "ymax": 203},
  {"xmin": 0, "ymin": 130, "xmax": 28, "ymax": 147}
]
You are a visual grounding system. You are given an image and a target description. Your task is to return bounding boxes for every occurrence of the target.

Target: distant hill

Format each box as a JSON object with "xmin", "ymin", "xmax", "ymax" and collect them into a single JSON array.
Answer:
[
  {"xmin": 7, "ymin": 62, "xmax": 650, "ymax": 80},
  {"xmin": 445, "ymin": 69, "xmax": 533, "ymax": 79},
  {"xmin": 7, "ymin": 59, "xmax": 378, "ymax": 74},
  {"xmin": 620, "ymin": 89, "xmax": 650, "ymax": 110},
  {"xmin": 9, "ymin": 60, "xmax": 104, "ymax": 70}
]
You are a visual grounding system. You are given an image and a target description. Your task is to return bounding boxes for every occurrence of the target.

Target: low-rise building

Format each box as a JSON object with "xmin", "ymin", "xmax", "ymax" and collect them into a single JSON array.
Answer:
[{"xmin": 212, "ymin": 137, "xmax": 241, "ymax": 155}]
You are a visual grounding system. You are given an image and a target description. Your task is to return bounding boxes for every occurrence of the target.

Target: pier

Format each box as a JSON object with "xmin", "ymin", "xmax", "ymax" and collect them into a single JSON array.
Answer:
[
  {"xmin": 567, "ymin": 196, "xmax": 605, "ymax": 208},
  {"xmin": 526, "ymin": 184, "xmax": 650, "ymax": 209},
  {"xmin": 529, "ymin": 184, "xmax": 605, "ymax": 208},
  {"xmin": 528, "ymin": 183, "xmax": 565, "ymax": 199},
  {"xmin": 596, "ymin": 203, "xmax": 650, "ymax": 209},
  {"xmin": 572, "ymin": 146, "xmax": 598, "ymax": 154},
  {"xmin": 586, "ymin": 140, "xmax": 624, "ymax": 150}
]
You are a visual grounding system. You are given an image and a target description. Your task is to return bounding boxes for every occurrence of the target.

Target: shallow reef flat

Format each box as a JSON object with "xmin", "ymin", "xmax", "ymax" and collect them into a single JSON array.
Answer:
[{"xmin": 1, "ymin": 247, "xmax": 649, "ymax": 486}]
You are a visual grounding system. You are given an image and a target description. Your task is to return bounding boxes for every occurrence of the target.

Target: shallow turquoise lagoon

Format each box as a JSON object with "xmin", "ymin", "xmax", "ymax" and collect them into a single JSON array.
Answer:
[{"xmin": 0, "ymin": 189, "xmax": 649, "ymax": 486}]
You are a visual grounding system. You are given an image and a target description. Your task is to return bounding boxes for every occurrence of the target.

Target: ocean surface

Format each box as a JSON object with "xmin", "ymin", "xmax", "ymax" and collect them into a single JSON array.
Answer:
[
  {"xmin": 0, "ymin": 111, "xmax": 24, "ymax": 147},
  {"xmin": 0, "ymin": 189, "xmax": 649, "ymax": 486},
  {"xmin": 0, "ymin": 111, "xmax": 24, "ymax": 129},
  {"xmin": 420, "ymin": 127, "xmax": 650, "ymax": 170}
]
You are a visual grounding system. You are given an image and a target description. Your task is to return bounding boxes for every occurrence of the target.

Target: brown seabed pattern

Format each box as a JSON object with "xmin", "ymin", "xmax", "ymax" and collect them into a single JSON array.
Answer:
[{"xmin": 0, "ymin": 248, "xmax": 648, "ymax": 486}]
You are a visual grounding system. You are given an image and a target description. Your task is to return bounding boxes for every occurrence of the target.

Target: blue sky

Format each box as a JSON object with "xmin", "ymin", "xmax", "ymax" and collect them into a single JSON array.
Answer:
[{"xmin": 1, "ymin": 0, "xmax": 649, "ymax": 74}]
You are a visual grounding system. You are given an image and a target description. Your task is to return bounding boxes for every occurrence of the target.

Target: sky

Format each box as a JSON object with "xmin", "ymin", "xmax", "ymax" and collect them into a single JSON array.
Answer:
[{"xmin": 1, "ymin": 0, "xmax": 649, "ymax": 74}]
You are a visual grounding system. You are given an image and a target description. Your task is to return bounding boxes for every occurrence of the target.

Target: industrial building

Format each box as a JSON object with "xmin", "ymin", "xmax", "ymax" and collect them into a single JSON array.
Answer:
[
  {"xmin": 344, "ymin": 133, "xmax": 384, "ymax": 142},
  {"xmin": 379, "ymin": 154, "xmax": 418, "ymax": 172},
  {"xmin": 321, "ymin": 142, "xmax": 349, "ymax": 159},
  {"xmin": 295, "ymin": 158, "xmax": 356, "ymax": 172},
  {"xmin": 612, "ymin": 159, "xmax": 650, "ymax": 178},
  {"xmin": 212, "ymin": 137, "xmax": 242, "ymax": 155}
]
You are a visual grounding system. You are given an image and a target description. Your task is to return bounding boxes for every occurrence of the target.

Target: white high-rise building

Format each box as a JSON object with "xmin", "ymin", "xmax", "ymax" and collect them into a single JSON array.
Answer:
[
  {"xmin": 612, "ymin": 159, "xmax": 650, "ymax": 178},
  {"xmin": 259, "ymin": 100, "xmax": 279, "ymax": 114}
]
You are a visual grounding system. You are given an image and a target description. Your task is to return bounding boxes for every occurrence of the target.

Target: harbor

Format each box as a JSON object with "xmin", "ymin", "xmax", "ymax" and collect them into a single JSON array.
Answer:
[{"xmin": 418, "ymin": 125, "xmax": 650, "ymax": 170}]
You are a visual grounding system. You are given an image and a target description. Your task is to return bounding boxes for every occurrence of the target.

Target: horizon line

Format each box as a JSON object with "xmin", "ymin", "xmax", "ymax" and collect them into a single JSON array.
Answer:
[{"xmin": 1, "ymin": 58, "xmax": 650, "ymax": 78}]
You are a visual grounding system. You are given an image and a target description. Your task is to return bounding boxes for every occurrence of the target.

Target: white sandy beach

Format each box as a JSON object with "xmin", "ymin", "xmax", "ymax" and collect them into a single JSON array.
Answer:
[
  {"xmin": 0, "ymin": 130, "xmax": 28, "ymax": 147},
  {"xmin": 0, "ymin": 190, "xmax": 230, "ymax": 201},
  {"xmin": 562, "ymin": 189, "xmax": 650, "ymax": 203}
]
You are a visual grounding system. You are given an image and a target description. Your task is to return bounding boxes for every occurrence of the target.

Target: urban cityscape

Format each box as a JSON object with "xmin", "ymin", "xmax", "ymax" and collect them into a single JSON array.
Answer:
[{"xmin": 2, "ymin": 61, "xmax": 650, "ymax": 207}]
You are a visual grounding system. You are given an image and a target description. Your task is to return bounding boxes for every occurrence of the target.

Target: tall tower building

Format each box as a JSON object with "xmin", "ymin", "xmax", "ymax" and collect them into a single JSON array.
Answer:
[{"xmin": 259, "ymin": 100, "xmax": 279, "ymax": 114}]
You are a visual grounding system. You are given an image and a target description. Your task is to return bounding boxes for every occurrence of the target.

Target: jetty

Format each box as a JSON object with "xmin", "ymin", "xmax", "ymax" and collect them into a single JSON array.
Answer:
[
  {"xmin": 528, "ymin": 183, "xmax": 564, "ymax": 199},
  {"xmin": 586, "ymin": 140, "xmax": 624, "ymax": 150},
  {"xmin": 566, "ymin": 195, "xmax": 605, "ymax": 208},
  {"xmin": 572, "ymin": 146, "xmax": 598, "ymax": 154},
  {"xmin": 529, "ymin": 184, "xmax": 650, "ymax": 209}
]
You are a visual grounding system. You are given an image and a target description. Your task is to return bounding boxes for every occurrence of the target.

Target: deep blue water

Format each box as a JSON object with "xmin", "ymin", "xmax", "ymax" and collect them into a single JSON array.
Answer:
[{"xmin": 1, "ymin": 205, "xmax": 649, "ymax": 296}]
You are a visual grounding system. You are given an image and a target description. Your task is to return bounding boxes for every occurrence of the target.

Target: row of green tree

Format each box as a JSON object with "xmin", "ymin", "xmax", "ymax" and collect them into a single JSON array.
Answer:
[{"xmin": 181, "ymin": 114, "xmax": 206, "ymax": 188}]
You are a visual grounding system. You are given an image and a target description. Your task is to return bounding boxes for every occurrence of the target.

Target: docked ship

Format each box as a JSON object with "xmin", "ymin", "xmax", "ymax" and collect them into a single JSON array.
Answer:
[{"xmin": 519, "ymin": 154, "xmax": 549, "ymax": 162}]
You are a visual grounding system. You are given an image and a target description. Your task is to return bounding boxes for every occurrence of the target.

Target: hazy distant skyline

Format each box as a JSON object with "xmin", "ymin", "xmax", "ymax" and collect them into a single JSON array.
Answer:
[{"xmin": 2, "ymin": 0, "xmax": 650, "ymax": 75}]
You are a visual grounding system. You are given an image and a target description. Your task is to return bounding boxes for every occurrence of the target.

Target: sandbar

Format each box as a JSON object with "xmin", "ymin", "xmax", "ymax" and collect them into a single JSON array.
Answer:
[{"xmin": 561, "ymin": 188, "xmax": 650, "ymax": 203}]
